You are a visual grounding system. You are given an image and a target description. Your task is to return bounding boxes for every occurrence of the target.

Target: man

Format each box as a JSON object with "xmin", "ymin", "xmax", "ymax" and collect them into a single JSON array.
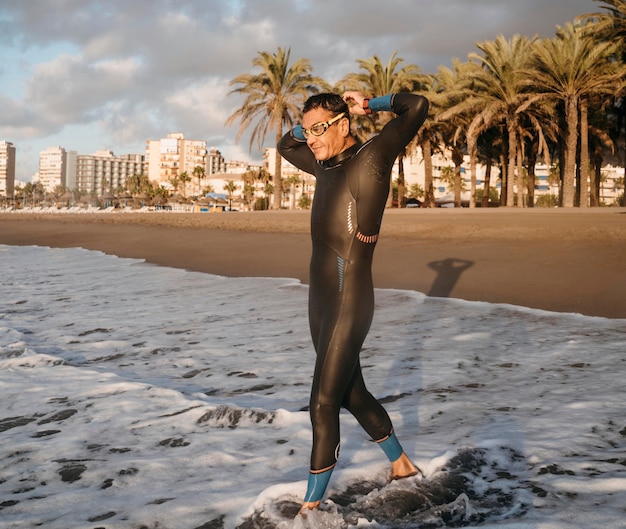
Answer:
[{"xmin": 278, "ymin": 90, "xmax": 429, "ymax": 511}]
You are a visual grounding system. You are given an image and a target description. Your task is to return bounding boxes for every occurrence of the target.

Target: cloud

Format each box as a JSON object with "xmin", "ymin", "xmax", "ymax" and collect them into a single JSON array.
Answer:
[
  {"xmin": 0, "ymin": 99, "xmax": 51, "ymax": 140},
  {"xmin": 0, "ymin": 0, "xmax": 598, "ymax": 181},
  {"xmin": 24, "ymin": 55, "xmax": 143, "ymax": 125}
]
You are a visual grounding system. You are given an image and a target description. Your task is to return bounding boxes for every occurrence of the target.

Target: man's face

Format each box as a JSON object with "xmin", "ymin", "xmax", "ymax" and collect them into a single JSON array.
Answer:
[{"xmin": 302, "ymin": 107, "xmax": 348, "ymax": 161}]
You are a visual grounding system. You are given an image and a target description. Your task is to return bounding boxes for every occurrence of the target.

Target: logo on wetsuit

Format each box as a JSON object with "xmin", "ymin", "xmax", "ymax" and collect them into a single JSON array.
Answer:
[{"xmin": 347, "ymin": 200, "xmax": 379, "ymax": 244}]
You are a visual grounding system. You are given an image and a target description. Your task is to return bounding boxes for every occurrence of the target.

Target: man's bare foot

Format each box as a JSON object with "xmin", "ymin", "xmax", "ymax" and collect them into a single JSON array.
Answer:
[
  {"xmin": 298, "ymin": 500, "xmax": 320, "ymax": 514},
  {"xmin": 390, "ymin": 452, "xmax": 423, "ymax": 480}
]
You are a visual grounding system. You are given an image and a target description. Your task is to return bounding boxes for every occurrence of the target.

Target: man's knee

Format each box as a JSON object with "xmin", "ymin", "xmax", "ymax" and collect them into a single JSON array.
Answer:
[{"xmin": 309, "ymin": 398, "xmax": 340, "ymax": 426}]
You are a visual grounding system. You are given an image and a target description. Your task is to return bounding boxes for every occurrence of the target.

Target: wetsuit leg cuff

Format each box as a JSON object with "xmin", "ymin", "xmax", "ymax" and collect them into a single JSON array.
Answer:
[
  {"xmin": 303, "ymin": 466, "xmax": 334, "ymax": 503},
  {"xmin": 376, "ymin": 430, "xmax": 403, "ymax": 462}
]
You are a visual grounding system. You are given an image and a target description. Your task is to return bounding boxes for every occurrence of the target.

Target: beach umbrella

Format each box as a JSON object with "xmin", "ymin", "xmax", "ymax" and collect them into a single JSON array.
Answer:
[
  {"xmin": 117, "ymin": 193, "xmax": 132, "ymax": 207},
  {"xmin": 56, "ymin": 192, "xmax": 76, "ymax": 207},
  {"xmin": 98, "ymin": 191, "xmax": 115, "ymax": 208},
  {"xmin": 80, "ymin": 195, "xmax": 97, "ymax": 205},
  {"xmin": 170, "ymin": 194, "xmax": 189, "ymax": 203},
  {"xmin": 132, "ymin": 193, "xmax": 150, "ymax": 208}
]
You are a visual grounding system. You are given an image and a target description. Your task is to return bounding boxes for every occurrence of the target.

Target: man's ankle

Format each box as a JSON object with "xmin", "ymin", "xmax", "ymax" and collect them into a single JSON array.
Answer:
[
  {"xmin": 298, "ymin": 500, "xmax": 320, "ymax": 513},
  {"xmin": 390, "ymin": 452, "xmax": 421, "ymax": 480}
]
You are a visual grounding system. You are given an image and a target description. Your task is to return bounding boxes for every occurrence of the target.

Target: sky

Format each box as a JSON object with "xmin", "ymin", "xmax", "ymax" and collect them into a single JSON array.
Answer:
[{"xmin": 0, "ymin": 0, "xmax": 600, "ymax": 183}]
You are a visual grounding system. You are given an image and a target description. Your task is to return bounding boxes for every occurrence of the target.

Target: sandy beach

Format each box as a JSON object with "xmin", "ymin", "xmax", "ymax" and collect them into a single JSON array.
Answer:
[{"xmin": 1, "ymin": 208, "xmax": 625, "ymax": 319}]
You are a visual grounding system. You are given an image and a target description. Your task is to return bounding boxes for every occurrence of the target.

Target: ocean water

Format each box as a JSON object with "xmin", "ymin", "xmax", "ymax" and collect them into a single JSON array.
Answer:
[{"xmin": 0, "ymin": 244, "xmax": 625, "ymax": 529}]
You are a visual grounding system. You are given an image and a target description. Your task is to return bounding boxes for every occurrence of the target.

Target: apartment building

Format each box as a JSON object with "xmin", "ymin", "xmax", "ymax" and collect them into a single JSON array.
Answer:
[
  {"xmin": 146, "ymin": 133, "xmax": 208, "ymax": 195},
  {"xmin": 0, "ymin": 141, "xmax": 16, "ymax": 198},
  {"xmin": 39, "ymin": 147, "xmax": 68, "ymax": 192},
  {"xmin": 207, "ymin": 148, "xmax": 226, "ymax": 175},
  {"xmin": 76, "ymin": 150, "xmax": 145, "ymax": 195},
  {"xmin": 599, "ymin": 164, "xmax": 625, "ymax": 205}
]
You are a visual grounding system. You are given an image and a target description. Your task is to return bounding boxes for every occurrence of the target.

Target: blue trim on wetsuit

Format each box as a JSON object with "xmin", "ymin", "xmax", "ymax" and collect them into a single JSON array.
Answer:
[
  {"xmin": 368, "ymin": 94, "xmax": 393, "ymax": 113},
  {"xmin": 336, "ymin": 256, "xmax": 345, "ymax": 292},
  {"xmin": 293, "ymin": 125, "xmax": 306, "ymax": 141},
  {"xmin": 377, "ymin": 430, "xmax": 403, "ymax": 462},
  {"xmin": 303, "ymin": 467, "xmax": 334, "ymax": 503}
]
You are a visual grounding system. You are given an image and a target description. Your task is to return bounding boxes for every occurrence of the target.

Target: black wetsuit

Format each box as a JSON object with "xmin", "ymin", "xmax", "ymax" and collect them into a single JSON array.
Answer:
[{"xmin": 278, "ymin": 93, "xmax": 429, "ymax": 472}]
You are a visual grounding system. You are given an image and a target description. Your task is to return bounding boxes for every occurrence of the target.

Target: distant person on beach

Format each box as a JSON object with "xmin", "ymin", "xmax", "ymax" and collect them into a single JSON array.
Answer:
[{"xmin": 278, "ymin": 90, "xmax": 429, "ymax": 512}]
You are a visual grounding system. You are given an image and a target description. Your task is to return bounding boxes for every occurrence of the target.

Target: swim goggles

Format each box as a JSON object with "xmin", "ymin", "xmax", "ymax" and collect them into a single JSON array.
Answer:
[{"xmin": 301, "ymin": 112, "xmax": 346, "ymax": 138}]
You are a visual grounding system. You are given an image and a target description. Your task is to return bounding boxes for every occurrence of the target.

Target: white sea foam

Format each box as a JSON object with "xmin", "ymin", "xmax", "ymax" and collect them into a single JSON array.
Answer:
[{"xmin": 0, "ymin": 244, "xmax": 624, "ymax": 528}]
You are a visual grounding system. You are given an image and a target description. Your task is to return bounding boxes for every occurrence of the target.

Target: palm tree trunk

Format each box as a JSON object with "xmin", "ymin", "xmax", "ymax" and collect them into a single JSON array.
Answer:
[
  {"xmin": 499, "ymin": 152, "xmax": 507, "ymax": 206},
  {"xmin": 507, "ymin": 123, "xmax": 517, "ymax": 207},
  {"xmin": 273, "ymin": 130, "xmax": 283, "ymax": 209},
  {"xmin": 526, "ymin": 135, "xmax": 550, "ymax": 208},
  {"xmin": 422, "ymin": 140, "xmax": 435, "ymax": 208},
  {"xmin": 482, "ymin": 158, "xmax": 492, "ymax": 208},
  {"xmin": 452, "ymin": 146, "xmax": 463, "ymax": 208},
  {"xmin": 590, "ymin": 151, "xmax": 602, "ymax": 207},
  {"xmin": 621, "ymin": 119, "xmax": 626, "ymax": 207},
  {"xmin": 397, "ymin": 152, "xmax": 406, "ymax": 208},
  {"xmin": 516, "ymin": 143, "xmax": 525, "ymax": 207},
  {"xmin": 468, "ymin": 137, "xmax": 477, "ymax": 208},
  {"xmin": 527, "ymin": 146, "xmax": 537, "ymax": 208},
  {"xmin": 579, "ymin": 98, "xmax": 590, "ymax": 208},
  {"xmin": 563, "ymin": 96, "xmax": 578, "ymax": 208}
]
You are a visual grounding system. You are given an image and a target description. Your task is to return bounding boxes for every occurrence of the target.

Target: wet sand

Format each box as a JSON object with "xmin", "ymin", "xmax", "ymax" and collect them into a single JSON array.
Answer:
[{"xmin": 1, "ymin": 208, "xmax": 625, "ymax": 318}]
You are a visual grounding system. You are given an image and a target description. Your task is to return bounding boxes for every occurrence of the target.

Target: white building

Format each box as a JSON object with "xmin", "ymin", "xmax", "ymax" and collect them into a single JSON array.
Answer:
[
  {"xmin": 599, "ymin": 164, "xmax": 625, "ymax": 205},
  {"xmin": 66, "ymin": 151, "xmax": 77, "ymax": 191},
  {"xmin": 76, "ymin": 150, "xmax": 145, "ymax": 195},
  {"xmin": 146, "ymin": 133, "xmax": 208, "ymax": 195},
  {"xmin": 200, "ymin": 158, "xmax": 264, "ymax": 210},
  {"xmin": 207, "ymin": 148, "xmax": 226, "ymax": 175},
  {"xmin": 39, "ymin": 147, "xmax": 67, "ymax": 193},
  {"xmin": 0, "ymin": 141, "xmax": 16, "ymax": 198}
]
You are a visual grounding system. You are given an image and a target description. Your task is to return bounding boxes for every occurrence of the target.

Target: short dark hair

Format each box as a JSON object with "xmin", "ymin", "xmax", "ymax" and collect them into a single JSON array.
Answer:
[{"xmin": 303, "ymin": 93, "xmax": 348, "ymax": 115}]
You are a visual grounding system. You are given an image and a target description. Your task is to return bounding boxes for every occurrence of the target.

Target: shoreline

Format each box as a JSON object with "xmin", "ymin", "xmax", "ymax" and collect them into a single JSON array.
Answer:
[{"xmin": 1, "ymin": 208, "xmax": 625, "ymax": 319}]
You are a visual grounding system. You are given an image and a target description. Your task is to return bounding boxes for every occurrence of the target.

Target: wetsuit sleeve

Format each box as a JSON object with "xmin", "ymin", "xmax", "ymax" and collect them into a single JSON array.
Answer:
[
  {"xmin": 371, "ymin": 93, "xmax": 429, "ymax": 158},
  {"xmin": 349, "ymin": 93, "xmax": 429, "ymax": 230},
  {"xmin": 277, "ymin": 128, "xmax": 318, "ymax": 176}
]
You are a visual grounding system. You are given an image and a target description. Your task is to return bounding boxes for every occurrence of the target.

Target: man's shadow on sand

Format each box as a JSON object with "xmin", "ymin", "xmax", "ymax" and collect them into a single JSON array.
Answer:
[{"xmin": 427, "ymin": 257, "xmax": 474, "ymax": 297}]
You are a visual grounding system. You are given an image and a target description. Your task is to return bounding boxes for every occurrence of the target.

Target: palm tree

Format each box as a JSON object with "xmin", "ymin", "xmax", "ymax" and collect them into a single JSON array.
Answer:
[
  {"xmin": 528, "ymin": 23, "xmax": 625, "ymax": 207},
  {"xmin": 223, "ymin": 180, "xmax": 237, "ymax": 210},
  {"xmin": 241, "ymin": 170, "xmax": 257, "ymax": 209},
  {"xmin": 441, "ymin": 35, "xmax": 538, "ymax": 207},
  {"xmin": 126, "ymin": 173, "xmax": 152, "ymax": 197},
  {"xmin": 339, "ymin": 52, "xmax": 424, "ymax": 207},
  {"xmin": 579, "ymin": 0, "xmax": 626, "ymax": 46},
  {"xmin": 249, "ymin": 167, "xmax": 273, "ymax": 210},
  {"xmin": 438, "ymin": 165, "xmax": 457, "ymax": 196},
  {"xmin": 262, "ymin": 182, "xmax": 274, "ymax": 211},
  {"xmin": 226, "ymin": 47, "xmax": 326, "ymax": 209},
  {"xmin": 435, "ymin": 60, "xmax": 476, "ymax": 207},
  {"xmin": 192, "ymin": 165, "xmax": 206, "ymax": 197},
  {"xmin": 414, "ymin": 72, "xmax": 448, "ymax": 208},
  {"xmin": 179, "ymin": 171, "xmax": 192, "ymax": 198},
  {"xmin": 578, "ymin": 0, "xmax": 626, "ymax": 205},
  {"xmin": 587, "ymin": 102, "xmax": 618, "ymax": 205},
  {"xmin": 170, "ymin": 175, "xmax": 180, "ymax": 195},
  {"xmin": 283, "ymin": 175, "xmax": 301, "ymax": 210}
]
